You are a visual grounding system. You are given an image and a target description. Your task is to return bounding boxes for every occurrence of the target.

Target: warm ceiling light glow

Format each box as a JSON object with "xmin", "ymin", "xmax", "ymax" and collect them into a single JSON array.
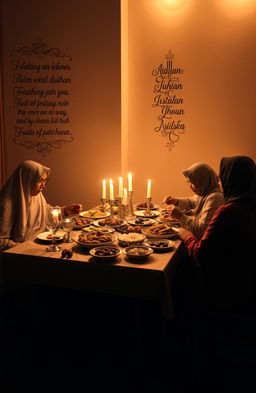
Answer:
[
  {"xmin": 217, "ymin": 0, "xmax": 256, "ymax": 16},
  {"xmin": 224, "ymin": 0, "xmax": 255, "ymax": 5},
  {"xmin": 160, "ymin": 0, "xmax": 187, "ymax": 11}
]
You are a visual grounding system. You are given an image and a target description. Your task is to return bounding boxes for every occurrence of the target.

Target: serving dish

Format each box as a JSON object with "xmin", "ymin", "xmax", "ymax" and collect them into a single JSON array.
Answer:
[
  {"xmin": 116, "ymin": 224, "xmax": 143, "ymax": 234},
  {"xmin": 89, "ymin": 246, "xmax": 122, "ymax": 261},
  {"xmin": 73, "ymin": 216, "xmax": 94, "ymax": 229},
  {"xmin": 142, "ymin": 224, "xmax": 178, "ymax": 239},
  {"xmin": 74, "ymin": 232, "xmax": 116, "ymax": 248},
  {"xmin": 79, "ymin": 210, "xmax": 110, "ymax": 219},
  {"xmin": 117, "ymin": 232, "xmax": 146, "ymax": 247},
  {"xmin": 37, "ymin": 230, "xmax": 66, "ymax": 242},
  {"xmin": 135, "ymin": 202, "xmax": 159, "ymax": 210},
  {"xmin": 159, "ymin": 210, "xmax": 180, "ymax": 226},
  {"xmin": 134, "ymin": 210, "xmax": 160, "ymax": 219},
  {"xmin": 123, "ymin": 245, "xmax": 153, "ymax": 260},
  {"xmin": 127, "ymin": 217, "xmax": 156, "ymax": 226},
  {"xmin": 145, "ymin": 239, "xmax": 175, "ymax": 252},
  {"xmin": 94, "ymin": 217, "xmax": 125, "ymax": 228},
  {"xmin": 81, "ymin": 225, "xmax": 114, "ymax": 234}
]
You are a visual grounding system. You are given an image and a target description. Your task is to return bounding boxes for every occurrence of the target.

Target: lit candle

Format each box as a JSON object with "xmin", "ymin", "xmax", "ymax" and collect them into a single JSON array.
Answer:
[
  {"xmin": 51, "ymin": 208, "xmax": 60, "ymax": 223},
  {"xmin": 102, "ymin": 179, "xmax": 106, "ymax": 199},
  {"xmin": 109, "ymin": 178, "xmax": 114, "ymax": 200},
  {"xmin": 52, "ymin": 209, "xmax": 59, "ymax": 219},
  {"xmin": 118, "ymin": 177, "xmax": 123, "ymax": 198},
  {"xmin": 128, "ymin": 172, "xmax": 133, "ymax": 192},
  {"xmin": 146, "ymin": 179, "xmax": 151, "ymax": 198},
  {"xmin": 122, "ymin": 188, "xmax": 128, "ymax": 205}
]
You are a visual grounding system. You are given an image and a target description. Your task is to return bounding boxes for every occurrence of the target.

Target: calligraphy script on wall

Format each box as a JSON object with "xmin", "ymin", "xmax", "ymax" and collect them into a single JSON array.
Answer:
[
  {"xmin": 152, "ymin": 50, "xmax": 185, "ymax": 151},
  {"xmin": 10, "ymin": 39, "xmax": 73, "ymax": 156}
]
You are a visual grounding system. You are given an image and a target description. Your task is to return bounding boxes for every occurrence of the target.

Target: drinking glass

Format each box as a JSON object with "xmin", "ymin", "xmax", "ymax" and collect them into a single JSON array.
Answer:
[
  {"xmin": 45, "ymin": 206, "xmax": 62, "ymax": 252},
  {"xmin": 62, "ymin": 217, "xmax": 75, "ymax": 243}
]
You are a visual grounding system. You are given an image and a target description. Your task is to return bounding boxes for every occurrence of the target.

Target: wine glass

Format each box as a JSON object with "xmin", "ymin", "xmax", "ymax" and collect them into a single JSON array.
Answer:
[
  {"xmin": 62, "ymin": 217, "xmax": 75, "ymax": 243},
  {"xmin": 45, "ymin": 206, "xmax": 62, "ymax": 252}
]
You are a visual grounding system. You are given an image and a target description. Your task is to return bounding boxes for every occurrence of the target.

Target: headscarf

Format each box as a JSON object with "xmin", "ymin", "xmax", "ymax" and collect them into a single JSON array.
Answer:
[
  {"xmin": 183, "ymin": 162, "xmax": 221, "ymax": 197},
  {"xmin": 219, "ymin": 156, "xmax": 256, "ymax": 202},
  {"xmin": 0, "ymin": 160, "xmax": 50, "ymax": 242}
]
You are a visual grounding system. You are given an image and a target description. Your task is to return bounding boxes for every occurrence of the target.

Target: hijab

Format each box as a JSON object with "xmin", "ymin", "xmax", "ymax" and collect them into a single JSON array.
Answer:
[
  {"xmin": 219, "ymin": 156, "xmax": 256, "ymax": 202},
  {"xmin": 0, "ymin": 160, "xmax": 50, "ymax": 242},
  {"xmin": 183, "ymin": 162, "xmax": 221, "ymax": 197}
]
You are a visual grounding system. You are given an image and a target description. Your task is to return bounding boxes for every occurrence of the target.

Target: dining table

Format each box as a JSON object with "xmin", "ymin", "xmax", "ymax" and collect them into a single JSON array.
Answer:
[
  {"xmin": 0, "ymin": 210, "xmax": 185, "ymax": 375},
  {"xmin": 1, "ymin": 226, "xmax": 181, "ymax": 321}
]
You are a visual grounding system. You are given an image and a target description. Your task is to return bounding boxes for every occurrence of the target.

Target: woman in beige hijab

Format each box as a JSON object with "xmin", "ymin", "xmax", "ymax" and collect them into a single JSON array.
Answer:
[
  {"xmin": 163, "ymin": 162, "xmax": 224, "ymax": 238},
  {"xmin": 0, "ymin": 160, "xmax": 82, "ymax": 251}
]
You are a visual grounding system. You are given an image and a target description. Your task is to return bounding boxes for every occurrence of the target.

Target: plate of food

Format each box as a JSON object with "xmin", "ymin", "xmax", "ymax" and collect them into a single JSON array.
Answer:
[
  {"xmin": 73, "ymin": 216, "xmax": 95, "ymax": 229},
  {"xmin": 117, "ymin": 232, "xmax": 146, "ymax": 247},
  {"xmin": 37, "ymin": 230, "xmax": 66, "ymax": 242},
  {"xmin": 79, "ymin": 210, "xmax": 111, "ymax": 219},
  {"xmin": 81, "ymin": 225, "xmax": 114, "ymax": 234},
  {"xmin": 95, "ymin": 217, "xmax": 125, "ymax": 228},
  {"xmin": 145, "ymin": 239, "xmax": 175, "ymax": 252},
  {"xmin": 74, "ymin": 232, "xmax": 116, "ymax": 248},
  {"xmin": 135, "ymin": 202, "xmax": 159, "ymax": 210},
  {"xmin": 123, "ymin": 245, "xmax": 153, "ymax": 260},
  {"xmin": 116, "ymin": 224, "xmax": 143, "ymax": 234},
  {"xmin": 127, "ymin": 217, "xmax": 156, "ymax": 226},
  {"xmin": 142, "ymin": 223, "xmax": 179, "ymax": 239},
  {"xmin": 89, "ymin": 246, "xmax": 122, "ymax": 261},
  {"xmin": 134, "ymin": 210, "xmax": 160, "ymax": 219},
  {"xmin": 159, "ymin": 210, "xmax": 180, "ymax": 226}
]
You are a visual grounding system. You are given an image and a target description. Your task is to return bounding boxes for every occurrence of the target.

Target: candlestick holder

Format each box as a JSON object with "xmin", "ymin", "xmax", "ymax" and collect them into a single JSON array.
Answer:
[
  {"xmin": 122, "ymin": 204, "xmax": 129, "ymax": 219},
  {"xmin": 109, "ymin": 200, "xmax": 115, "ymax": 218},
  {"xmin": 127, "ymin": 191, "xmax": 134, "ymax": 217},
  {"xmin": 117, "ymin": 197, "xmax": 125, "ymax": 220},
  {"xmin": 145, "ymin": 197, "xmax": 152, "ymax": 216},
  {"xmin": 100, "ymin": 198, "xmax": 106, "ymax": 212}
]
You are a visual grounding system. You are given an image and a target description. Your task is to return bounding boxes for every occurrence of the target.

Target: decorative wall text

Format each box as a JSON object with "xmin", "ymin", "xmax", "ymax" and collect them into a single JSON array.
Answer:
[
  {"xmin": 10, "ymin": 39, "xmax": 73, "ymax": 156},
  {"xmin": 152, "ymin": 50, "xmax": 186, "ymax": 151}
]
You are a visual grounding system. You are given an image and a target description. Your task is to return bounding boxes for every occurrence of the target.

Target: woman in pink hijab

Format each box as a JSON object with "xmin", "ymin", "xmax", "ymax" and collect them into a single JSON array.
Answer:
[{"xmin": 0, "ymin": 160, "xmax": 82, "ymax": 251}]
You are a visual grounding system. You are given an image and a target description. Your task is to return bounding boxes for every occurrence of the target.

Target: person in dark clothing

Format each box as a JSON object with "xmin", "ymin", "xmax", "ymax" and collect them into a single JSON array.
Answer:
[{"xmin": 179, "ymin": 155, "xmax": 256, "ymax": 312}]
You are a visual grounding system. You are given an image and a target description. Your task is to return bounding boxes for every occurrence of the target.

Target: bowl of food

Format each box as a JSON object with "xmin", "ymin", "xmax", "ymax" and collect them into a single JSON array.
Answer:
[
  {"xmin": 96, "ymin": 217, "xmax": 125, "ymax": 228},
  {"xmin": 145, "ymin": 239, "xmax": 175, "ymax": 252},
  {"xmin": 123, "ymin": 245, "xmax": 153, "ymax": 260},
  {"xmin": 142, "ymin": 224, "xmax": 178, "ymax": 239},
  {"xmin": 135, "ymin": 202, "xmax": 159, "ymax": 210},
  {"xmin": 159, "ymin": 210, "xmax": 179, "ymax": 226},
  {"xmin": 73, "ymin": 216, "xmax": 94, "ymax": 229},
  {"xmin": 80, "ymin": 210, "xmax": 110, "ymax": 219},
  {"xmin": 117, "ymin": 232, "xmax": 146, "ymax": 247},
  {"xmin": 89, "ymin": 246, "xmax": 122, "ymax": 261},
  {"xmin": 74, "ymin": 232, "xmax": 116, "ymax": 248},
  {"xmin": 116, "ymin": 224, "xmax": 143, "ymax": 234},
  {"xmin": 128, "ymin": 217, "xmax": 156, "ymax": 226},
  {"xmin": 134, "ymin": 210, "xmax": 160, "ymax": 219},
  {"xmin": 82, "ymin": 225, "xmax": 114, "ymax": 235}
]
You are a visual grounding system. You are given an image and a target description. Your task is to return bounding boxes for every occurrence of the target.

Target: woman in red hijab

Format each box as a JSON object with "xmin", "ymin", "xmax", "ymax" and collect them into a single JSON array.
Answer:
[{"xmin": 179, "ymin": 156, "xmax": 256, "ymax": 312}]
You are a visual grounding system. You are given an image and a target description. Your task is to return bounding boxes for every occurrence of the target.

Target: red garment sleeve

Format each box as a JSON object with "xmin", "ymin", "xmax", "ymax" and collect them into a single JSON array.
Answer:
[{"xmin": 183, "ymin": 204, "xmax": 228, "ymax": 265}]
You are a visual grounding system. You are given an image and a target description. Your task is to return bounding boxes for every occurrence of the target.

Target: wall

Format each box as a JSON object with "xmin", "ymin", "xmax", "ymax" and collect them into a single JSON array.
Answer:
[
  {"xmin": 1, "ymin": 0, "xmax": 256, "ymax": 209},
  {"xmin": 122, "ymin": 0, "xmax": 256, "ymax": 204},
  {"xmin": 0, "ymin": 0, "xmax": 121, "ymax": 209}
]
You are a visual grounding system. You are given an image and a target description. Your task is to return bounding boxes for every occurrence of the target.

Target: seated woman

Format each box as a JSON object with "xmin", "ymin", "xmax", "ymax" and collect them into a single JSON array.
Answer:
[
  {"xmin": 0, "ymin": 160, "xmax": 82, "ymax": 251},
  {"xmin": 163, "ymin": 162, "xmax": 224, "ymax": 238},
  {"xmin": 179, "ymin": 156, "xmax": 256, "ymax": 312}
]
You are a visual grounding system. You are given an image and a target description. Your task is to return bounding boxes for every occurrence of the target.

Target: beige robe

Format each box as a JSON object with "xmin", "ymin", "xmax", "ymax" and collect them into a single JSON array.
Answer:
[
  {"xmin": 0, "ymin": 160, "xmax": 50, "ymax": 250},
  {"xmin": 177, "ymin": 162, "xmax": 224, "ymax": 238}
]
